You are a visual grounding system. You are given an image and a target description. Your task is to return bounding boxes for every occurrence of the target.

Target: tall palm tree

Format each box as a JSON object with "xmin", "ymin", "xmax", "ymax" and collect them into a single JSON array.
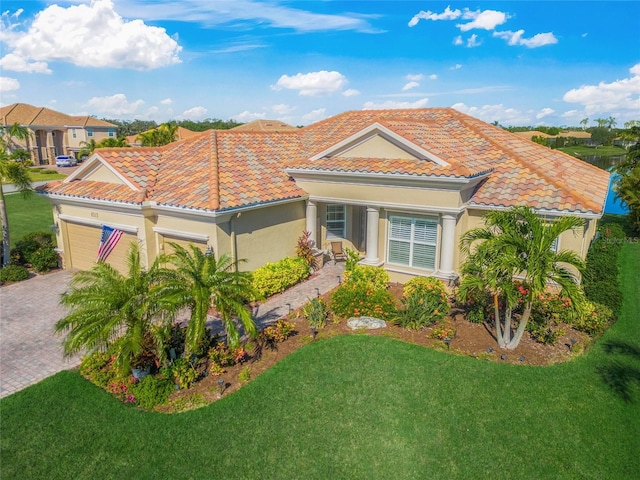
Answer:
[
  {"xmin": 580, "ymin": 117, "xmax": 589, "ymax": 130},
  {"xmin": 55, "ymin": 243, "xmax": 181, "ymax": 374},
  {"xmin": 97, "ymin": 137, "xmax": 130, "ymax": 148},
  {"xmin": 136, "ymin": 123, "xmax": 179, "ymax": 147},
  {"xmin": 167, "ymin": 243, "xmax": 259, "ymax": 352},
  {"xmin": 460, "ymin": 206, "xmax": 586, "ymax": 350},
  {"xmin": 0, "ymin": 124, "xmax": 33, "ymax": 267},
  {"xmin": 78, "ymin": 139, "xmax": 98, "ymax": 159}
]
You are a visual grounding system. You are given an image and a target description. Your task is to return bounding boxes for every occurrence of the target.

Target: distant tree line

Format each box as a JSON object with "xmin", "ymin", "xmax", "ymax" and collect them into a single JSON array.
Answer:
[{"xmin": 101, "ymin": 118, "xmax": 244, "ymax": 138}]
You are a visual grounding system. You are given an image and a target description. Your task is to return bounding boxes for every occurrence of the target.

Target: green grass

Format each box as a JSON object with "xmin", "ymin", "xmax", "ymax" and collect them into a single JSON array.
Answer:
[
  {"xmin": 4, "ymin": 192, "xmax": 55, "ymax": 247},
  {"xmin": 1, "ymin": 245, "xmax": 639, "ymax": 479},
  {"xmin": 28, "ymin": 170, "xmax": 66, "ymax": 181},
  {"xmin": 558, "ymin": 145, "xmax": 627, "ymax": 158}
]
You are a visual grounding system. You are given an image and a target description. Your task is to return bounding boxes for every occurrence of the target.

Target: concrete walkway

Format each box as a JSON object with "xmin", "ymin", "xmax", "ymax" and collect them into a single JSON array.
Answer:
[{"xmin": 0, "ymin": 261, "xmax": 345, "ymax": 399}]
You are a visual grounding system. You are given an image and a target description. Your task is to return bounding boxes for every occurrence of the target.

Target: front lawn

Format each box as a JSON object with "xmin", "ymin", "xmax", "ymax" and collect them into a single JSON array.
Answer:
[
  {"xmin": 4, "ymin": 192, "xmax": 55, "ymax": 247},
  {"xmin": 558, "ymin": 144, "xmax": 627, "ymax": 158},
  {"xmin": 1, "ymin": 242, "xmax": 638, "ymax": 478}
]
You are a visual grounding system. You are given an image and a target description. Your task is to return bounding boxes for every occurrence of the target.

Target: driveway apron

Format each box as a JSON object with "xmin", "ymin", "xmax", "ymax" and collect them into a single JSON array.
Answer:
[{"xmin": 0, "ymin": 270, "xmax": 79, "ymax": 398}]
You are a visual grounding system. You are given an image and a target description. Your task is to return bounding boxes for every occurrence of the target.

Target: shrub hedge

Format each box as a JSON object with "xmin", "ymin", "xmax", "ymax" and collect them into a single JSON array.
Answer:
[{"xmin": 251, "ymin": 257, "xmax": 310, "ymax": 299}]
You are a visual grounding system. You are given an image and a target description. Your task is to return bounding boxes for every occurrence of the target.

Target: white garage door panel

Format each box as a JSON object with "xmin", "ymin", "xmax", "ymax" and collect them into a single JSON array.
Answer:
[
  {"xmin": 162, "ymin": 236, "xmax": 207, "ymax": 255},
  {"xmin": 67, "ymin": 223, "xmax": 137, "ymax": 273}
]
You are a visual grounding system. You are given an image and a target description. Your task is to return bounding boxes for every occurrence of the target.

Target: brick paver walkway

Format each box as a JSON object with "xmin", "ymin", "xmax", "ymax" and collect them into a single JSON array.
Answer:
[{"xmin": 0, "ymin": 261, "xmax": 345, "ymax": 399}]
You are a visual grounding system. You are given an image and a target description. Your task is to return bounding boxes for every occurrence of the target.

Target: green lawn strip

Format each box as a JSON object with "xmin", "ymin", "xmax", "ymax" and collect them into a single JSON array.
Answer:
[
  {"xmin": 558, "ymin": 145, "xmax": 627, "ymax": 158},
  {"xmin": 4, "ymin": 193, "xmax": 55, "ymax": 247},
  {"xmin": 1, "ymin": 243, "xmax": 639, "ymax": 479},
  {"xmin": 29, "ymin": 171, "xmax": 66, "ymax": 181}
]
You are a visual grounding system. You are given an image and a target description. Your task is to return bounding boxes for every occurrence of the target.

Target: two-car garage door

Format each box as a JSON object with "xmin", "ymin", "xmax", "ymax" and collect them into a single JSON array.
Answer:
[{"xmin": 66, "ymin": 223, "xmax": 138, "ymax": 273}]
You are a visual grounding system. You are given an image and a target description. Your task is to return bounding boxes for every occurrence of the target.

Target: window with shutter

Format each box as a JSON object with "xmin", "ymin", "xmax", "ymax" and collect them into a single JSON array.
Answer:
[{"xmin": 388, "ymin": 215, "xmax": 437, "ymax": 270}]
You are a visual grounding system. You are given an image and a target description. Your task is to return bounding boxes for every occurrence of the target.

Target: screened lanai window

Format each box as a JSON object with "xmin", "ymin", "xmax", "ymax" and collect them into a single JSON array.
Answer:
[
  {"xmin": 388, "ymin": 215, "xmax": 438, "ymax": 270},
  {"xmin": 326, "ymin": 204, "xmax": 346, "ymax": 239}
]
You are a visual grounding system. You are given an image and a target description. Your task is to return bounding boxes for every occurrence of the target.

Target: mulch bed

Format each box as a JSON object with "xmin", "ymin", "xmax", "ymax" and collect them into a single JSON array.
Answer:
[{"xmin": 162, "ymin": 283, "xmax": 592, "ymax": 411}]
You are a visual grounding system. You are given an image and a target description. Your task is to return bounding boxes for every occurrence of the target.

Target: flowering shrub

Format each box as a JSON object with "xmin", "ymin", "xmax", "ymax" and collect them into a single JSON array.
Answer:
[
  {"xmin": 394, "ymin": 277, "xmax": 450, "ymax": 330},
  {"xmin": 171, "ymin": 358, "xmax": 199, "ymax": 389},
  {"xmin": 572, "ymin": 301, "xmax": 614, "ymax": 336},
  {"xmin": 330, "ymin": 281, "xmax": 397, "ymax": 320},
  {"xmin": 80, "ymin": 351, "xmax": 118, "ymax": 389},
  {"xmin": 262, "ymin": 319, "xmax": 296, "ymax": 343},
  {"xmin": 295, "ymin": 230, "xmax": 319, "ymax": 270},
  {"xmin": 208, "ymin": 342, "xmax": 236, "ymax": 374},
  {"xmin": 342, "ymin": 265, "xmax": 389, "ymax": 290},
  {"xmin": 252, "ymin": 257, "xmax": 310, "ymax": 298},
  {"xmin": 429, "ymin": 322, "xmax": 456, "ymax": 340}
]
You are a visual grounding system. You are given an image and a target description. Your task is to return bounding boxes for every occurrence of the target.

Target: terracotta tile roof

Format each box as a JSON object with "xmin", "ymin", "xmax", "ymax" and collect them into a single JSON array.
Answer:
[
  {"xmin": 40, "ymin": 108, "xmax": 609, "ymax": 215},
  {"xmin": 37, "ymin": 180, "xmax": 145, "ymax": 204},
  {"xmin": 232, "ymin": 120, "xmax": 298, "ymax": 132},
  {"xmin": 0, "ymin": 103, "xmax": 116, "ymax": 128}
]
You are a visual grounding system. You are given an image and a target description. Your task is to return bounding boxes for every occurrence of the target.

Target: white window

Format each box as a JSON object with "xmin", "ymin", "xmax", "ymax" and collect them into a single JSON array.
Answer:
[
  {"xmin": 108, "ymin": 128, "xmax": 115, "ymax": 137},
  {"xmin": 326, "ymin": 204, "xmax": 346, "ymax": 239},
  {"xmin": 72, "ymin": 129, "xmax": 76, "ymax": 139},
  {"xmin": 388, "ymin": 215, "xmax": 438, "ymax": 270},
  {"xmin": 550, "ymin": 235, "xmax": 559, "ymax": 252},
  {"xmin": 87, "ymin": 128, "xmax": 93, "ymax": 137}
]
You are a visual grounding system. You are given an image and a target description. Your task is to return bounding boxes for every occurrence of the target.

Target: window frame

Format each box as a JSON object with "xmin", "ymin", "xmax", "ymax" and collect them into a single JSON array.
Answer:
[
  {"xmin": 387, "ymin": 214, "xmax": 438, "ymax": 271},
  {"xmin": 326, "ymin": 204, "xmax": 346, "ymax": 239}
]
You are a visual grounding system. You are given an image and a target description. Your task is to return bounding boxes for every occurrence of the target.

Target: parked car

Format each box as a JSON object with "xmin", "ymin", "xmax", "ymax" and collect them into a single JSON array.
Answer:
[{"xmin": 55, "ymin": 155, "xmax": 77, "ymax": 167}]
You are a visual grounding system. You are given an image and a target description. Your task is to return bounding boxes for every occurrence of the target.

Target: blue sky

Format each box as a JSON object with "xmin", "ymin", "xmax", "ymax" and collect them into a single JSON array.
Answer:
[{"xmin": 1, "ymin": 0, "xmax": 638, "ymax": 127}]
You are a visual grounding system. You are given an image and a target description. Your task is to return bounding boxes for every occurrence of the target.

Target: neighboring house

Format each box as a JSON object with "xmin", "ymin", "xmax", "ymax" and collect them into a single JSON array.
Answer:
[
  {"xmin": 38, "ymin": 108, "xmax": 610, "ymax": 283},
  {"xmin": 0, "ymin": 103, "xmax": 117, "ymax": 165}
]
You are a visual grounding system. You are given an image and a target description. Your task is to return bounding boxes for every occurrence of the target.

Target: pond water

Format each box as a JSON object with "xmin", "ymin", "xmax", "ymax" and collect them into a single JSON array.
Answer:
[{"xmin": 578, "ymin": 155, "xmax": 629, "ymax": 215}]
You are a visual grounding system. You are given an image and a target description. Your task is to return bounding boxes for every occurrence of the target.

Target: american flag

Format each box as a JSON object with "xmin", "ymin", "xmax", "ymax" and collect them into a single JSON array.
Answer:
[{"xmin": 96, "ymin": 226, "xmax": 123, "ymax": 262}]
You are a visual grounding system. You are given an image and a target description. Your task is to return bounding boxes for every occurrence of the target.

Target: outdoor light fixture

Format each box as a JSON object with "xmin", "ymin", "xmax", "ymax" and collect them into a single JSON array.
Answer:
[
  {"xmin": 487, "ymin": 348, "xmax": 493, "ymax": 353},
  {"xmin": 337, "ymin": 275, "xmax": 342, "ymax": 285},
  {"xmin": 315, "ymin": 287, "xmax": 320, "ymax": 298},
  {"xmin": 205, "ymin": 245, "xmax": 214, "ymax": 257},
  {"xmin": 310, "ymin": 326, "xmax": 317, "ymax": 340},
  {"xmin": 286, "ymin": 303, "xmax": 292, "ymax": 314},
  {"xmin": 500, "ymin": 354, "xmax": 507, "ymax": 360},
  {"xmin": 519, "ymin": 356, "xmax": 525, "ymax": 362},
  {"xmin": 218, "ymin": 378, "xmax": 225, "ymax": 395},
  {"xmin": 444, "ymin": 337, "xmax": 452, "ymax": 350}
]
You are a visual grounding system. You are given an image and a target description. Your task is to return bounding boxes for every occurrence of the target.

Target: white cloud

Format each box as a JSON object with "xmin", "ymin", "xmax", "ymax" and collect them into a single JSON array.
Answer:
[
  {"xmin": 402, "ymin": 82, "xmax": 420, "ymax": 91},
  {"xmin": 0, "ymin": 0, "xmax": 182, "ymax": 71},
  {"xmin": 451, "ymin": 64, "xmax": 463, "ymax": 70},
  {"xmin": 0, "ymin": 76, "xmax": 20, "ymax": 92},
  {"xmin": 451, "ymin": 102, "xmax": 530, "ymax": 125},
  {"xmin": 408, "ymin": 6, "xmax": 461, "ymax": 27},
  {"xmin": 467, "ymin": 34, "xmax": 481, "ymax": 47},
  {"xmin": 272, "ymin": 70, "xmax": 348, "ymax": 96},
  {"xmin": 457, "ymin": 9, "xmax": 509, "ymax": 32},
  {"xmin": 160, "ymin": 98, "xmax": 173, "ymax": 105},
  {"xmin": 563, "ymin": 63, "xmax": 640, "ymax": 115},
  {"xmin": 302, "ymin": 108, "xmax": 327, "ymax": 123},
  {"xmin": 342, "ymin": 89, "xmax": 360, "ymax": 97},
  {"xmin": 180, "ymin": 106, "xmax": 208, "ymax": 121},
  {"xmin": 363, "ymin": 98, "xmax": 429, "ymax": 110},
  {"xmin": 272, "ymin": 104, "xmax": 295, "ymax": 115},
  {"xmin": 429, "ymin": 74, "xmax": 438, "ymax": 80},
  {"xmin": 85, "ymin": 93, "xmax": 144, "ymax": 116},
  {"xmin": 406, "ymin": 74, "xmax": 424, "ymax": 82},
  {"xmin": 536, "ymin": 107, "xmax": 555, "ymax": 119},
  {"xmin": 453, "ymin": 36, "xmax": 463, "ymax": 46},
  {"xmin": 0, "ymin": 53, "xmax": 51, "ymax": 73},
  {"xmin": 233, "ymin": 111, "xmax": 267, "ymax": 122},
  {"xmin": 493, "ymin": 30, "xmax": 558, "ymax": 48}
]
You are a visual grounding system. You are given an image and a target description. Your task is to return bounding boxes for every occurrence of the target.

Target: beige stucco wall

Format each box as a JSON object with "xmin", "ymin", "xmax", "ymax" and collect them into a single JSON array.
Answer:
[
  {"xmin": 215, "ymin": 201, "xmax": 306, "ymax": 271},
  {"xmin": 340, "ymin": 135, "xmax": 419, "ymax": 159},
  {"xmin": 81, "ymin": 164, "xmax": 125, "ymax": 183}
]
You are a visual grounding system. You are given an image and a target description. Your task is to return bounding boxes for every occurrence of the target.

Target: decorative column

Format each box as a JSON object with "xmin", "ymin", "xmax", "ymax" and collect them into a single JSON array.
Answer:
[
  {"xmin": 364, "ymin": 207, "xmax": 380, "ymax": 264},
  {"xmin": 46, "ymin": 130, "xmax": 55, "ymax": 165},
  {"xmin": 439, "ymin": 214, "xmax": 457, "ymax": 277},
  {"xmin": 305, "ymin": 201, "xmax": 318, "ymax": 248}
]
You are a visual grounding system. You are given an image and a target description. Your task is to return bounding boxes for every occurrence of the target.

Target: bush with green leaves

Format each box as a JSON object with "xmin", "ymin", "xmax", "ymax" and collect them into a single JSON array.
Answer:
[
  {"xmin": 170, "ymin": 358, "xmax": 199, "ymax": 390},
  {"xmin": 303, "ymin": 297, "xmax": 329, "ymax": 329},
  {"xmin": 251, "ymin": 257, "xmax": 310, "ymax": 298},
  {"xmin": 0, "ymin": 264, "xmax": 30, "ymax": 283},
  {"xmin": 129, "ymin": 374, "xmax": 175, "ymax": 410},
  {"xmin": 394, "ymin": 277, "xmax": 450, "ymax": 330},
  {"xmin": 342, "ymin": 265, "xmax": 389, "ymax": 290},
  {"xmin": 29, "ymin": 245, "xmax": 59, "ymax": 272},
  {"xmin": 572, "ymin": 301, "xmax": 614, "ymax": 336},
  {"xmin": 11, "ymin": 231, "xmax": 54, "ymax": 266},
  {"xmin": 582, "ymin": 224, "xmax": 625, "ymax": 314},
  {"xmin": 330, "ymin": 280, "xmax": 397, "ymax": 320}
]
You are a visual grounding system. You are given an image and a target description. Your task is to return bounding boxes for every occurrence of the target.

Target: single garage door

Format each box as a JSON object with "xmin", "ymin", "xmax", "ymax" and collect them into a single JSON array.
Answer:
[
  {"xmin": 161, "ymin": 236, "xmax": 208, "ymax": 256},
  {"xmin": 66, "ymin": 222, "xmax": 138, "ymax": 273}
]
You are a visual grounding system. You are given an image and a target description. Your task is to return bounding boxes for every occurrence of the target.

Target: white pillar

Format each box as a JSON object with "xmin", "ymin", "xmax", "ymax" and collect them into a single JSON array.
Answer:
[
  {"xmin": 306, "ymin": 201, "xmax": 317, "ymax": 248},
  {"xmin": 364, "ymin": 207, "xmax": 380, "ymax": 264},
  {"xmin": 439, "ymin": 214, "xmax": 457, "ymax": 277}
]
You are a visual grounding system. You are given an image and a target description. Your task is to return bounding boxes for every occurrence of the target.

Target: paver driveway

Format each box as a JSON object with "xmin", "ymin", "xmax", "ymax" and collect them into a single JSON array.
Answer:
[{"xmin": 0, "ymin": 270, "xmax": 79, "ymax": 398}]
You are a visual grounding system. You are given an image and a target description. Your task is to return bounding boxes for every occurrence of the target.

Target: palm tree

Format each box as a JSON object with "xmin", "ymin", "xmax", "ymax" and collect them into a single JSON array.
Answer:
[
  {"xmin": 55, "ymin": 242, "xmax": 181, "ymax": 374},
  {"xmin": 0, "ymin": 124, "xmax": 33, "ymax": 267},
  {"xmin": 606, "ymin": 116, "xmax": 617, "ymax": 130},
  {"xmin": 78, "ymin": 139, "xmax": 98, "ymax": 159},
  {"xmin": 580, "ymin": 117, "xmax": 589, "ymax": 130},
  {"xmin": 166, "ymin": 243, "xmax": 259, "ymax": 352},
  {"xmin": 460, "ymin": 206, "xmax": 586, "ymax": 350},
  {"xmin": 97, "ymin": 137, "xmax": 130, "ymax": 148},
  {"xmin": 136, "ymin": 123, "xmax": 179, "ymax": 147}
]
